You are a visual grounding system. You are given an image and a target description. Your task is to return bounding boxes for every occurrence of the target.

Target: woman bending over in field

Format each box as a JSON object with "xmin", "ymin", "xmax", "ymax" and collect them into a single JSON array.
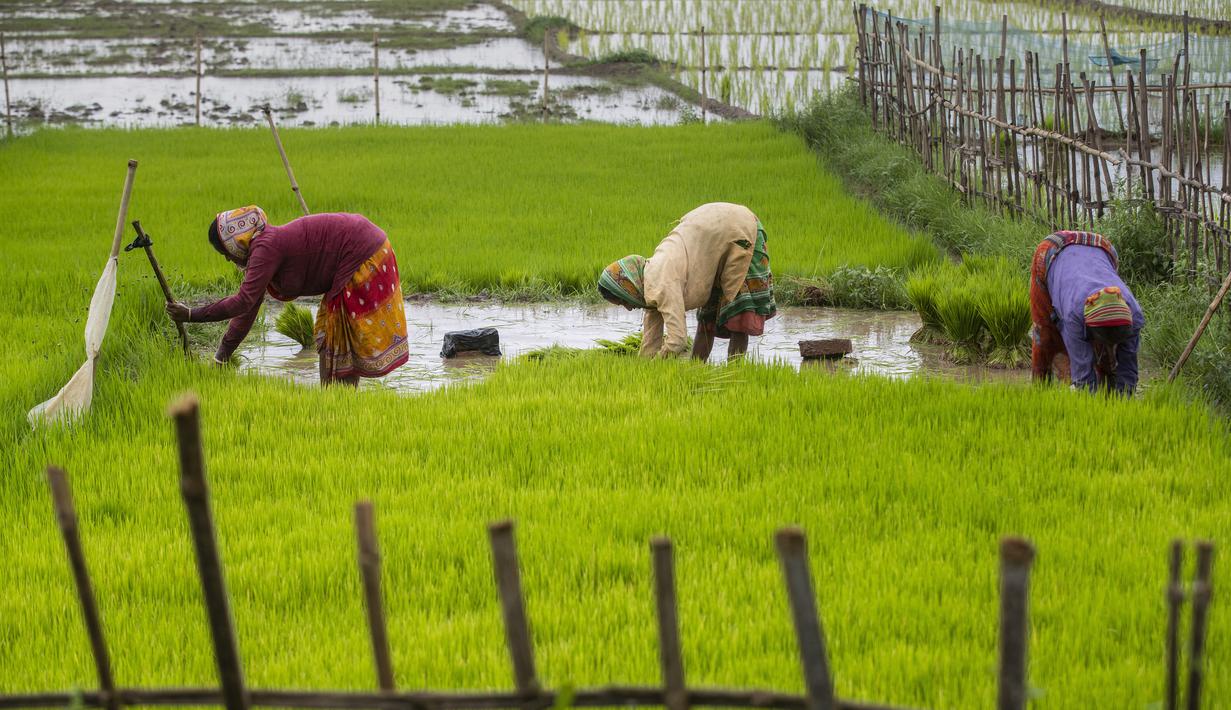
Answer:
[
  {"xmin": 166, "ymin": 206, "xmax": 409, "ymax": 386},
  {"xmin": 1029, "ymin": 230, "xmax": 1144, "ymax": 394},
  {"xmin": 598, "ymin": 202, "xmax": 776, "ymax": 361}
]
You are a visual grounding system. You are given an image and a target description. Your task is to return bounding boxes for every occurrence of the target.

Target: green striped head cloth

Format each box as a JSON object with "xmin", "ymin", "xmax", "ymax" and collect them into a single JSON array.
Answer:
[{"xmin": 598, "ymin": 255, "xmax": 648, "ymax": 308}]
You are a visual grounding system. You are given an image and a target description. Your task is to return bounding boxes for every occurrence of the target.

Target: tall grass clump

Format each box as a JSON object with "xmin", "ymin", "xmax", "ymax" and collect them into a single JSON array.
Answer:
[{"xmin": 275, "ymin": 303, "xmax": 316, "ymax": 349}]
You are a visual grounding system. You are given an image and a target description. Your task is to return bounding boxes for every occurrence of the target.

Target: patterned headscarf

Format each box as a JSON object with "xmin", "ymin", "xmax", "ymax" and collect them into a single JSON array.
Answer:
[
  {"xmin": 598, "ymin": 255, "xmax": 648, "ymax": 308},
  {"xmin": 214, "ymin": 205, "xmax": 268, "ymax": 261},
  {"xmin": 1084, "ymin": 286, "xmax": 1132, "ymax": 328}
]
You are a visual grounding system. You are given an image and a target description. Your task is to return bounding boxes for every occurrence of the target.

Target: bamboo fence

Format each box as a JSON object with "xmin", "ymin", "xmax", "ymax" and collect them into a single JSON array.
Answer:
[
  {"xmin": 853, "ymin": 4, "xmax": 1231, "ymax": 281},
  {"xmin": 1, "ymin": 393, "xmax": 1218, "ymax": 709}
]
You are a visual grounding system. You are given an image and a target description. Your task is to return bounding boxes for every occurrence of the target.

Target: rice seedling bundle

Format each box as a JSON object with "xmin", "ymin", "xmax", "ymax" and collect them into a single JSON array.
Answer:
[
  {"xmin": 935, "ymin": 285, "xmax": 985, "ymax": 362},
  {"xmin": 905, "ymin": 266, "xmax": 943, "ymax": 336},
  {"xmin": 975, "ymin": 286, "xmax": 1031, "ymax": 368},
  {"xmin": 274, "ymin": 302, "xmax": 316, "ymax": 350}
]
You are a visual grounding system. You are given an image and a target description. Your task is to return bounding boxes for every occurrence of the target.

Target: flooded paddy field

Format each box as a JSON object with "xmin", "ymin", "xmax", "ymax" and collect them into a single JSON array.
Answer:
[
  {"xmin": 8, "ymin": 72, "xmax": 691, "ymax": 127},
  {"xmin": 0, "ymin": 0, "xmax": 698, "ymax": 130},
  {"xmin": 232, "ymin": 301, "xmax": 1028, "ymax": 393}
]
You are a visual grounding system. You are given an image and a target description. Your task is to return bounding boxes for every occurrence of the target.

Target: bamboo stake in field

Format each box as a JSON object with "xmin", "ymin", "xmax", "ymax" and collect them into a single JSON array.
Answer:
[
  {"xmin": 1167, "ymin": 266, "xmax": 1231, "ymax": 382},
  {"xmin": 700, "ymin": 26, "xmax": 707, "ymax": 124},
  {"xmin": 1186, "ymin": 541, "xmax": 1215, "ymax": 710},
  {"xmin": 171, "ymin": 394, "xmax": 250, "ymax": 710},
  {"xmin": 46, "ymin": 467, "xmax": 118, "ymax": 710},
  {"xmin": 354, "ymin": 501, "xmax": 394, "ymax": 691},
  {"xmin": 774, "ymin": 528, "xmax": 834, "ymax": 710},
  {"xmin": 1164, "ymin": 540, "xmax": 1184, "ymax": 710},
  {"xmin": 651, "ymin": 538, "xmax": 687, "ymax": 710},
  {"xmin": 373, "ymin": 32, "xmax": 380, "ymax": 126},
  {"xmin": 261, "ymin": 104, "xmax": 310, "ymax": 216},
  {"xmin": 997, "ymin": 537, "xmax": 1035, "ymax": 710},
  {"xmin": 541, "ymin": 32, "xmax": 550, "ymax": 121},
  {"xmin": 2, "ymin": 32, "xmax": 13, "ymax": 138},
  {"xmin": 195, "ymin": 34, "xmax": 202, "ymax": 126},
  {"xmin": 488, "ymin": 520, "xmax": 539, "ymax": 697}
]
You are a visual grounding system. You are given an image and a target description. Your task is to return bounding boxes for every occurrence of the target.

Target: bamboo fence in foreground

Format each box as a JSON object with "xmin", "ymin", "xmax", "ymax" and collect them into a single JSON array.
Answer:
[
  {"xmin": 853, "ymin": 4, "xmax": 1231, "ymax": 280},
  {"xmin": 4, "ymin": 394, "xmax": 1218, "ymax": 710}
]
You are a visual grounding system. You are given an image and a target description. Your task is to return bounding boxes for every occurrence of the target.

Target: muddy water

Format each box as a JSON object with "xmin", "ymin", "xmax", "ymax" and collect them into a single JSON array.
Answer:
[
  {"xmin": 8, "ymin": 73, "xmax": 689, "ymax": 128},
  {"xmin": 231, "ymin": 301, "xmax": 1027, "ymax": 393},
  {"xmin": 7, "ymin": 37, "xmax": 543, "ymax": 76}
]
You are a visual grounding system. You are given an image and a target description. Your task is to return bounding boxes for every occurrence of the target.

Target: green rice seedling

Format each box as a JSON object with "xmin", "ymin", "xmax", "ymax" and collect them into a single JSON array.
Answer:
[
  {"xmin": 975, "ymin": 286, "xmax": 1031, "ymax": 368},
  {"xmin": 935, "ymin": 285, "xmax": 985, "ymax": 362},
  {"xmin": 595, "ymin": 332, "xmax": 642, "ymax": 355},
  {"xmin": 905, "ymin": 266, "xmax": 944, "ymax": 343},
  {"xmin": 274, "ymin": 302, "xmax": 316, "ymax": 350}
]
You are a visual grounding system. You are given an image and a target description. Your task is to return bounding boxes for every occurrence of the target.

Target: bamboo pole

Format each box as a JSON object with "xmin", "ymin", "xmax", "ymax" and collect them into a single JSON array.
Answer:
[
  {"xmin": 46, "ymin": 467, "xmax": 118, "ymax": 710},
  {"xmin": 1098, "ymin": 16, "xmax": 1126, "ymax": 133},
  {"xmin": 1185, "ymin": 541, "xmax": 1215, "ymax": 710},
  {"xmin": 774, "ymin": 528, "xmax": 834, "ymax": 710},
  {"xmin": 700, "ymin": 26, "xmax": 707, "ymax": 124},
  {"xmin": 488, "ymin": 521, "xmax": 539, "ymax": 698},
  {"xmin": 1164, "ymin": 540, "xmax": 1184, "ymax": 710},
  {"xmin": 261, "ymin": 105, "xmax": 310, "ymax": 215},
  {"xmin": 355, "ymin": 501, "xmax": 394, "ymax": 692},
  {"xmin": 541, "ymin": 32, "xmax": 549, "ymax": 120},
  {"xmin": 651, "ymin": 538, "xmax": 687, "ymax": 710},
  {"xmin": 194, "ymin": 34, "xmax": 202, "ymax": 126},
  {"xmin": 373, "ymin": 32, "xmax": 380, "ymax": 126},
  {"xmin": 997, "ymin": 537, "xmax": 1035, "ymax": 710},
  {"xmin": 1168, "ymin": 266, "xmax": 1231, "ymax": 381},
  {"xmin": 0, "ymin": 685, "xmax": 921, "ymax": 710},
  {"xmin": 1, "ymin": 32, "xmax": 11, "ymax": 139},
  {"xmin": 170, "ymin": 394, "xmax": 250, "ymax": 710}
]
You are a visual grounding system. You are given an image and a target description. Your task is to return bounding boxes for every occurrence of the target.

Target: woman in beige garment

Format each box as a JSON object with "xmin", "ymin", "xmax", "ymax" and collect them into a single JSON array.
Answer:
[{"xmin": 597, "ymin": 202, "xmax": 776, "ymax": 361}]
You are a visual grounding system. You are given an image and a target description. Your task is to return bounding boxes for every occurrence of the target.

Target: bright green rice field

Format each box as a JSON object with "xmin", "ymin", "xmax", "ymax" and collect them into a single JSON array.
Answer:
[{"xmin": 1, "ymin": 125, "xmax": 1229, "ymax": 708}]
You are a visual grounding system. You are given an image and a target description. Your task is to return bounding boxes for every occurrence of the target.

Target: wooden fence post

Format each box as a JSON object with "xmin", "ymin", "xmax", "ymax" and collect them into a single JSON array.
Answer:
[
  {"xmin": 651, "ymin": 538, "xmax": 687, "ymax": 710},
  {"xmin": 541, "ymin": 32, "xmax": 550, "ymax": 121},
  {"xmin": 355, "ymin": 501, "xmax": 394, "ymax": 691},
  {"xmin": 997, "ymin": 537, "xmax": 1035, "ymax": 710},
  {"xmin": 171, "ymin": 394, "xmax": 250, "ymax": 710},
  {"xmin": 261, "ymin": 104, "xmax": 310, "ymax": 216},
  {"xmin": 46, "ymin": 467, "xmax": 117, "ymax": 710},
  {"xmin": 1165, "ymin": 540, "xmax": 1185, "ymax": 710},
  {"xmin": 1186, "ymin": 541, "xmax": 1215, "ymax": 710},
  {"xmin": 373, "ymin": 31, "xmax": 380, "ymax": 126},
  {"xmin": 700, "ymin": 26, "xmax": 707, "ymax": 124},
  {"xmin": 774, "ymin": 528, "xmax": 834, "ymax": 710},
  {"xmin": 488, "ymin": 520, "xmax": 539, "ymax": 698},
  {"xmin": 1, "ymin": 32, "xmax": 12, "ymax": 138},
  {"xmin": 194, "ymin": 34, "xmax": 202, "ymax": 126}
]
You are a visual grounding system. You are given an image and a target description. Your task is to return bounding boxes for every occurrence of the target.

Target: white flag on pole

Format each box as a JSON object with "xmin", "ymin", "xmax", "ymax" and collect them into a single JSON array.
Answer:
[{"xmin": 29, "ymin": 160, "xmax": 138, "ymax": 426}]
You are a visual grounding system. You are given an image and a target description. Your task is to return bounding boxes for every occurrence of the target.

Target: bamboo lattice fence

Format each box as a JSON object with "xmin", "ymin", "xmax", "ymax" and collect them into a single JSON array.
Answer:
[
  {"xmin": 2, "ymin": 394, "xmax": 1219, "ymax": 710},
  {"xmin": 852, "ymin": 4, "xmax": 1231, "ymax": 280}
]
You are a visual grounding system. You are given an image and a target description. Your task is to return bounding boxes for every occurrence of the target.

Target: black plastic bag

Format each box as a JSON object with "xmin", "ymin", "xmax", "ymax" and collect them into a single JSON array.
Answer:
[{"xmin": 440, "ymin": 328, "xmax": 501, "ymax": 358}]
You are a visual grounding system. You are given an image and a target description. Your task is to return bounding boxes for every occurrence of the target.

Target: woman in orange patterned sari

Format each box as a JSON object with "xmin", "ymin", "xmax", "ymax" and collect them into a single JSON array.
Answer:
[{"xmin": 167, "ymin": 206, "xmax": 409, "ymax": 386}]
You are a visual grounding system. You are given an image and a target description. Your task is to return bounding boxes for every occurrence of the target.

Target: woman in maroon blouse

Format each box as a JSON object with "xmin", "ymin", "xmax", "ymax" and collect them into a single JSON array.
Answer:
[{"xmin": 167, "ymin": 205, "xmax": 409, "ymax": 386}]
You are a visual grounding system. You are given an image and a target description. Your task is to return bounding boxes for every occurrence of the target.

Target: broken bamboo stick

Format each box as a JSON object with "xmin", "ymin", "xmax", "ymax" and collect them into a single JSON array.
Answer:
[
  {"xmin": 261, "ymin": 105, "xmax": 310, "ymax": 216},
  {"xmin": 355, "ymin": 501, "xmax": 394, "ymax": 691}
]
